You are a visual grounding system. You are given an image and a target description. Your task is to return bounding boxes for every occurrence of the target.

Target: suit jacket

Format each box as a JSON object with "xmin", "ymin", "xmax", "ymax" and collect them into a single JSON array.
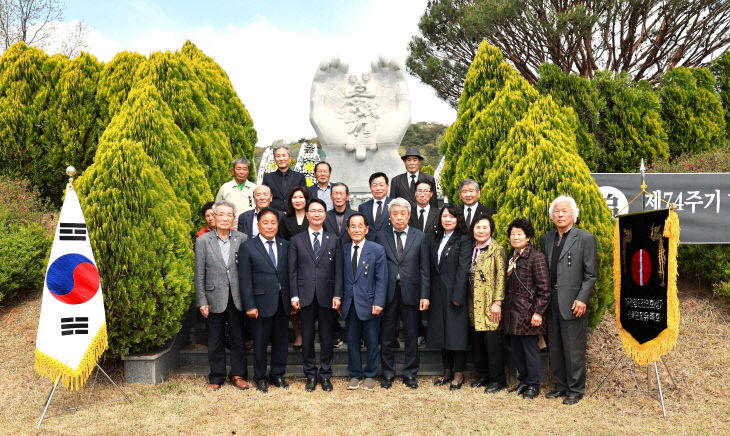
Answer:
[
  {"xmin": 409, "ymin": 205, "xmax": 439, "ymax": 240},
  {"xmin": 390, "ymin": 172, "xmax": 438, "ymax": 208},
  {"xmin": 375, "ymin": 227, "xmax": 431, "ymax": 305},
  {"xmin": 323, "ymin": 207, "xmax": 357, "ymax": 244},
  {"xmin": 288, "ymin": 230, "xmax": 344, "ymax": 308},
  {"xmin": 540, "ymin": 228, "xmax": 597, "ymax": 320},
  {"xmin": 358, "ymin": 197, "xmax": 392, "ymax": 241},
  {"xmin": 342, "ymin": 240, "xmax": 387, "ymax": 321},
  {"xmin": 503, "ymin": 244, "xmax": 550, "ymax": 335},
  {"xmin": 238, "ymin": 236, "xmax": 290, "ymax": 318},
  {"xmin": 463, "ymin": 202, "xmax": 496, "ymax": 228},
  {"xmin": 262, "ymin": 169, "xmax": 307, "ymax": 211},
  {"xmin": 194, "ymin": 230, "xmax": 248, "ymax": 313},
  {"xmin": 277, "ymin": 213, "xmax": 308, "ymax": 240},
  {"xmin": 237, "ymin": 209, "xmax": 283, "ymax": 238}
]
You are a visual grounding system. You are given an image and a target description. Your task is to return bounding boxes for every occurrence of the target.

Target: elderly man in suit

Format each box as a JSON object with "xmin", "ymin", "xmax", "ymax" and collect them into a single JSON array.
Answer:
[
  {"xmin": 239, "ymin": 208, "xmax": 291, "ymax": 393},
  {"xmin": 289, "ymin": 198, "xmax": 343, "ymax": 392},
  {"xmin": 359, "ymin": 172, "xmax": 392, "ymax": 242},
  {"xmin": 342, "ymin": 213, "xmax": 387, "ymax": 391},
  {"xmin": 390, "ymin": 147, "xmax": 438, "ymax": 209},
  {"xmin": 194, "ymin": 201, "xmax": 249, "ymax": 391},
  {"xmin": 262, "ymin": 145, "xmax": 307, "ymax": 212},
  {"xmin": 409, "ymin": 180, "xmax": 439, "ymax": 240},
  {"xmin": 307, "ymin": 161, "xmax": 334, "ymax": 211},
  {"xmin": 540, "ymin": 195, "xmax": 597, "ymax": 405},
  {"xmin": 324, "ymin": 183, "xmax": 356, "ymax": 244},
  {"xmin": 459, "ymin": 179, "xmax": 496, "ymax": 228},
  {"xmin": 237, "ymin": 185, "xmax": 282, "ymax": 238},
  {"xmin": 376, "ymin": 198, "xmax": 431, "ymax": 389}
]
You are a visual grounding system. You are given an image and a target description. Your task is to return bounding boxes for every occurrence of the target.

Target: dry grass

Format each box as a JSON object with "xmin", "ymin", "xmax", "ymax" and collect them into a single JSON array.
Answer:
[{"xmin": 2, "ymin": 281, "xmax": 729, "ymax": 435}]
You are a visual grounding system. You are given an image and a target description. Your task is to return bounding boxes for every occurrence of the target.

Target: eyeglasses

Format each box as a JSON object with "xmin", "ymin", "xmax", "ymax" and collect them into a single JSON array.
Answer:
[
  {"xmin": 216, "ymin": 213, "xmax": 234, "ymax": 219},
  {"xmin": 415, "ymin": 189, "xmax": 432, "ymax": 194}
]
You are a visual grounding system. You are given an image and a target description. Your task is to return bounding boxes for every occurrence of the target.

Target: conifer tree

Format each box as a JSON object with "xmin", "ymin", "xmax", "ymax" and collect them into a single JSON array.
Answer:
[
  {"xmin": 710, "ymin": 52, "xmax": 730, "ymax": 138},
  {"xmin": 96, "ymin": 51, "xmax": 146, "ymax": 127},
  {"xmin": 75, "ymin": 138, "xmax": 194, "ymax": 357}
]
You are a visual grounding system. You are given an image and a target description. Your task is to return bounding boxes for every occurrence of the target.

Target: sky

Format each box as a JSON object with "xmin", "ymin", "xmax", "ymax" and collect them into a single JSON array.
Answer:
[{"xmin": 59, "ymin": 0, "xmax": 456, "ymax": 148}]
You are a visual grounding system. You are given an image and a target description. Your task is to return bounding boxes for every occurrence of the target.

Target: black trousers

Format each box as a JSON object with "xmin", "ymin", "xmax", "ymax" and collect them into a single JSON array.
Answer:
[
  {"xmin": 381, "ymin": 283, "xmax": 420, "ymax": 378},
  {"xmin": 470, "ymin": 328, "xmax": 505, "ymax": 384},
  {"xmin": 299, "ymin": 301, "xmax": 336, "ymax": 380},
  {"xmin": 548, "ymin": 301, "xmax": 588, "ymax": 395},
  {"xmin": 207, "ymin": 293, "xmax": 246, "ymax": 385},
  {"xmin": 510, "ymin": 335, "xmax": 540, "ymax": 388},
  {"xmin": 441, "ymin": 349, "xmax": 466, "ymax": 373},
  {"xmin": 251, "ymin": 298, "xmax": 289, "ymax": 383}
]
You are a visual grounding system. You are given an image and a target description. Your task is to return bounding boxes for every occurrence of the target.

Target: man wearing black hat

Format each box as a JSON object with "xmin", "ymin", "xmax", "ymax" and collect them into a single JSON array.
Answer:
[{"xmin": 390, "ymin": 147, "xmax": 438, "ymax": 209}]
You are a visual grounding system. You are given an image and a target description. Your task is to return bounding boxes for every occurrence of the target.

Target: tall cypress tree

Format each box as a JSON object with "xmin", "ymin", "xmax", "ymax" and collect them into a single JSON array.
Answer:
[
  {"xmin": 96, "ymin": 51, "xmax": 147, "ymax": 127},
  {"xmin": 75, "ymin": 138, "xmax": 194, "ymax": 357},
  {"xmin": 710, "ymin": 52, "xmax": 730, "ymax": 139}
]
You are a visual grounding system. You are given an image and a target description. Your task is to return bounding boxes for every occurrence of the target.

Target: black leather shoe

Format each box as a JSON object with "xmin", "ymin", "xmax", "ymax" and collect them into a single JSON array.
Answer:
[
  {"xmin": 434, "ymin": 376, "xmax": 453, "ymax": 386},
  {"xmin": 546, "ymin": 389, "xmax": 567, "ymax": 399},
  {"xmin": 305, "ymin": 377, "xmax": 316, "ymax": 392},
  {"xmin": 470, "ymin": 377, "xmax": 489, "ymax": 388},
  {"xmin": 509, "ymin": 383, "xmax": 528, "ymax": 395},
  {"xmin": 522, "ymin": 387, "xmax": 540, "ymax": 399},
  {"xmin": 449, "ymin": 379, "xmax": 463, "ymax": 390},
  {"xmin": 320, "ymin": 378, "xmax": 333, "ymax": 392},
  {"xmin": 381, "ymin": 377, "xmax": 394, "ymax": 389},
  {"xmin": 269, "ymin": 376, "xmax": 289, "ymax": 389},
  {"xmin": 256, "ymin": 381, "xmax": 268, "ymax": 393},
  {"xmin": 563, "ymin": 394, "xmax": 583, "ymax": 405},
  {"xmin": 484, "ymin": 382, "xmax": 506, "ymax": 394},
  {"xmin": 403, "ymin": 376, "xmax": 418, "ymax": 389}
]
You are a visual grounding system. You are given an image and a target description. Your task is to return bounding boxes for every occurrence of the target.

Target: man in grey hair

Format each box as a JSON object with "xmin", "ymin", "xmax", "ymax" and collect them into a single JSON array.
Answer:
[
  {"xmin": 262, "ymin": 145, "xmax": 307, "ymax": 211},
  {"xmin": 458, "ymin": 179, "xmax": 495, "ymax": 228},
  {"xmin": 216, "ymin": 157, "xmax": 257, "ymax": 228}
]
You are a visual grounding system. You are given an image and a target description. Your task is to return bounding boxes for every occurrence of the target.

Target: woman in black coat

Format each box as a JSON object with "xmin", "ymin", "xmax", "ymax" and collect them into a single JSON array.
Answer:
[
  {"xmin": 277, "ymin": 186, "xmax": 310, "ymax": 241},
  {"xmin": 427, "ymin": 204, "xmax": 471, "ymax": 390}
]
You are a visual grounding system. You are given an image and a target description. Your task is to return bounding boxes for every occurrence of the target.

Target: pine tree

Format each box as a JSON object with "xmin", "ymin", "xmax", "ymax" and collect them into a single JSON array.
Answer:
[
  {"xmin": 660, "ymin": 66, "xmax": 726, "ymax": 157},
  {"xmin": 75, "ymin": 138, "xmax": 194, "ymax": 357},
  {"xmin": 490, "ymin": 96, "xmax": 615, "ymax": 327}
]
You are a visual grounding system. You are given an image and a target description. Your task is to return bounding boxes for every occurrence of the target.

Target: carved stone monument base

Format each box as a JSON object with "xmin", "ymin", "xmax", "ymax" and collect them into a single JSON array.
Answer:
[{"xmin": 326, "ymin": 147, "xmax": 403, "ymax": 194}]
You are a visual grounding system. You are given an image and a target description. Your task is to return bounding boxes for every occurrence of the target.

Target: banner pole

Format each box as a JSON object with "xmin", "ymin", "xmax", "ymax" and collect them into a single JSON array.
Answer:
[
  {"xmin": 588, "ymin": 354, "xmax": 625, "ymax": 397},
  {"xmin": 95, "ymin": 363, "xmax": 132, "ymax": 404},
  {"xmin": 654, "ymin": 360, "xmax": 667, "ymax": 418},
  {"xmin": 37, "ymin": 376, "xmax": 61, "ymax": 429}
]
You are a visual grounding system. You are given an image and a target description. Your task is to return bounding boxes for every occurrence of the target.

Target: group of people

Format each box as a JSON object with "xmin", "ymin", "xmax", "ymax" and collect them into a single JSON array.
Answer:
[{"xmin": 194, "ymin": 145, "xmax": 597, "ymax": 406}]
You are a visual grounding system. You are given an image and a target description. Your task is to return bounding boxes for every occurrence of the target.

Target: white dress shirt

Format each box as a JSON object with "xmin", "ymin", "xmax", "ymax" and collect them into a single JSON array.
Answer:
[
  {"xmin": 351, "ymin": 239, "xmax": 366, "ymax": 267},
  {"xmin": 259, "ymin": 233, "xmax": 278, "ymax": 265},
  {"xmin": 416, "ymin": 204, "xmax": 430, "ymax": 231},
  {"xmin": 438, "ymin": 231, "xmax": 453, "ymax": 261}
]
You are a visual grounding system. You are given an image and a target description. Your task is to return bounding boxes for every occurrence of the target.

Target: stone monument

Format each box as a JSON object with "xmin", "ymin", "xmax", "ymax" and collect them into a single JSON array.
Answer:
[{"xmin": 310, "ymin": 55, "xmax": 410, "ymax": 193}]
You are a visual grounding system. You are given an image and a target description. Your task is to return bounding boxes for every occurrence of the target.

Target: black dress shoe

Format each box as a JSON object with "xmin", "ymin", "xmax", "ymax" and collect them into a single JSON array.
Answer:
[
  {"xmin": 320, "ymin": 378, "xmax": 333, "ymax": 392},
  {"xmin": 305, "ymin": 377, "xmax": 317, "ymax": 392},
  {"xmin": 546, "ymin": 389, "xmax": 567, "ymax": 399},
  {"xmin": 484, "ymin": 382, "xmax": 506, "ymax": 394},
  {"xmin": 293, "ymin": 344, "xmax": 302, "ymax": 351},
  {"xmin": 381, "ymin": 377, "xmax": 394, "ymax": 389},
  {"xmin": 449, "ymin": 379, "xmax": 463, "ymax": 390},
  {"xmin": 269, "ymin": 376, "xmax": 289, "ymax": 389},
  {"xmin": 256, "ymin": 381, "xmax": 268, "ymax": 393},
  {"xmin": 403, "ymin": 376, "xmax": 418, "ymax": 389},
  {"xmin": 509, "ymin": 383, "xmax": 528, "ymax": 395},
  {"xmin": 470, "ymin": 377, "xmax": 489, "ymax": 388},
  {"xmin": 434, "ymin": 376, "xmax": 453, "ymax": 386},
  {"xmin": 563, "ymin": 394, "xmax": 583, "ymax": 405},
  {"xmin": 522, "ymin": 386, "xmax": 540, "ymax": 399}
]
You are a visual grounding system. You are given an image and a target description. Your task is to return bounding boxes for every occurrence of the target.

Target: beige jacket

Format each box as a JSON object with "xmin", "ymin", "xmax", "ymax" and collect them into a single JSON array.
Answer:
[{"xmin": 469, "ymin": 242, "xmax": 507, "ymax": 331}]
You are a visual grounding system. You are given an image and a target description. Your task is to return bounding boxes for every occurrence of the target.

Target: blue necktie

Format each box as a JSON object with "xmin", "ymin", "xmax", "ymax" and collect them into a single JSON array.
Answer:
[
  {"xmin": 313, "ymin": 232, "xmax": 321, "ymax": 259},
  {"xmin": 267, "ymin": 240, "xmax": 276, "ymax": 267}
]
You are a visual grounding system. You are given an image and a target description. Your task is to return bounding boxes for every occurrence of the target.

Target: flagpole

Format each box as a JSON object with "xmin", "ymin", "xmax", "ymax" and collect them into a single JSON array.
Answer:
[{"xmin": 37, "ymin": 376, "xmax": 60, "ymax": 429}]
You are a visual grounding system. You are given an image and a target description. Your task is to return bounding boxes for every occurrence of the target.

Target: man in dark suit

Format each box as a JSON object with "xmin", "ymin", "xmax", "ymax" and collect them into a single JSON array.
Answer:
[
  {"xmin": 307, "ymin": 161, "xmax": 334, "ymax": 211},
  {"xmin": 238, "ymin": 208, "xmax": 291, "ymax": 393},
  {"xmin": 288, "ymin": 199, "xmax": 343, "ymax": 392},
  {"xmin": 358, "ymin": 172, "xmax": 392, "ymax": 241},
  {"xmin": 324, "ymin": 183, "xmax": 356, "ymax": 244},
  {"xmin": 342, "ymin": 213, "xmax": 387, "ymax": 391},
  {"xmin": 237, "ymin": 185, "xmax": 282, "ymax": 238},
  {"xmin": 459, "ymin": 178, "xmax": 496, "ymax": 228},
  {"xmin": 409, "ymin": 180, "xmax": 439, "ymax": 240},
  {"xmin": 540, "ymin": 195, "xmax": 597, "ymax": 406},
  {"xmin": 194, "ymin": 201, "xmax": 249, "ymax": 391},
  {"xmin": 375, "ymin": 198, "xmax": 430, "ymax": 389},
  {"xmin": 389, "ymin": 147, "xmax": 438, "ymax": 209},
  {"xmin": 262, "ymin": 145, "xmax": 307, "ymax": 211}
]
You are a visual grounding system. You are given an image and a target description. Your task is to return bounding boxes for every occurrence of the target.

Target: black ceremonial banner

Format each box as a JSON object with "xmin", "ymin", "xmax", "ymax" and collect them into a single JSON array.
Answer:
[{"xmin": 614, "ymin": 209, "xmax": 680, "ymax": 365}]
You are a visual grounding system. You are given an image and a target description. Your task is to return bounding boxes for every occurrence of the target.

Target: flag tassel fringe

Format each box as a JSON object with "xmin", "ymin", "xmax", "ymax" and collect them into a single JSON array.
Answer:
[{"xmin": 34, "ymin": 323, "xmax": 108, "ymax": 391}]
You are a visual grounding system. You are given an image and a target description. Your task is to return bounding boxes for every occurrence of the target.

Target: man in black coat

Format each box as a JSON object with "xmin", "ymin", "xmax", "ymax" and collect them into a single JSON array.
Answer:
[
  {"xmin": 262, "ymin": 145, "xmax": 307, "ymax": 211},
  {"xmin": 409, "ymin": 180, "xmax": 439, "ymax": 240},
  {"xmin": 324, "ymin": 183, "xmax": 356, "ymax": 244},
  {"xmin": 238, "ymin": 208, "xmax": 291, "ymax": 393},
  {"xmin": 358, "ymin": 172, "xmax": 392, "ymax": 241},
  {"xmin": 389, "ymin": 147, "xmax": 438, "ymax": 209},
  {"xmin": 459, "ymin": 178, "xmax": 496, "ymax": 228},
  {"xmin": 375, "ymin": 198, "xmax": 430, "ymax": 389},
  {"xmin": 288, "ymin": 199, "xmax": 343, "ymax": 392}
]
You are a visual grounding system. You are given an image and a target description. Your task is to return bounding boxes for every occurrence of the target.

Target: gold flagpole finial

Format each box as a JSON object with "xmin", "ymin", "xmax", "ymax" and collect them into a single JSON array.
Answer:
[
  {"xmin": 66, "ymin": 166, "xmax": 76, "ymax": 191},
  {"xmin": 639, "ymin": 158, "xmax": 647, "ymax": 191}
]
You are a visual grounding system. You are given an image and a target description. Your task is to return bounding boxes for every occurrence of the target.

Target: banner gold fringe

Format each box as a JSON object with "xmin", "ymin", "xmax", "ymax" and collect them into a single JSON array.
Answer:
[
  {"xmin": 614, "ymin": 211, "xmax": 680, "ymax": 366},
  {"xmin": 34, "ymin": 323, "xmax": 108, "ymax": 391}
]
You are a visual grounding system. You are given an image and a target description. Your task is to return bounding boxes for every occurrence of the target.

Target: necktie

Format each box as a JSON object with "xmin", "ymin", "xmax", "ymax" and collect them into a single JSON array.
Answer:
[
  {"xmin": 465, "ymin": 207, "xmax": 472, "ymax": 228},
  {"xmin": 267, "ymin": 240, "xmax": 276, "ymax": 267},
  {"xmin": 375, "ymin": 200, "xmax": 382, "ymax": 224},
  {"xmin": 418, "ymin": 209, "xmax": 425, "ymax": 231},
  {"xmin": 352, "ymin": 245, "xmax": 359, "ymax": 276},
  {"xmin": 313, "ymin": 232, "xmax": 321, "ymax": 259},
  {"xmin": 396, "ymin": 231, "xmax": 404, "ymax": 259},
  {"xmin": 410, "ymin": 174, "xmax": 416, "ymax": 192}
]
